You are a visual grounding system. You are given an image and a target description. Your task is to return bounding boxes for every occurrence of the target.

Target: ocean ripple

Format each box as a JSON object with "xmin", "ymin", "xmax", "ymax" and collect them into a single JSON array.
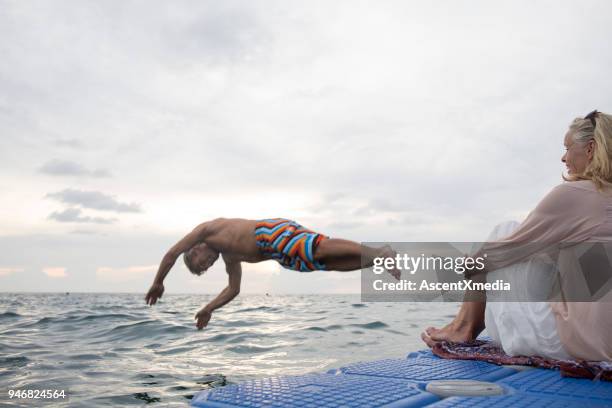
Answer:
[{"xmin": 0, "ymin": 293, "xmax": 458, "ymax": 407}]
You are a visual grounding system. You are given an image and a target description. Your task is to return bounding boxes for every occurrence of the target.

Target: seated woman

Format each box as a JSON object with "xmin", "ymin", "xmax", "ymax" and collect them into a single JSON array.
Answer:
[{"xmin": 422, "ymin": 110, "xmax": 612, "ymax": 362}]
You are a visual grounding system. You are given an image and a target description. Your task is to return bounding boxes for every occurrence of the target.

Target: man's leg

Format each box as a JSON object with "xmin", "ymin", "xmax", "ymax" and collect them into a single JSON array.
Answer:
[{"xmin": 313, "ymin": 238, "xmax": 394, "ymax": 272}]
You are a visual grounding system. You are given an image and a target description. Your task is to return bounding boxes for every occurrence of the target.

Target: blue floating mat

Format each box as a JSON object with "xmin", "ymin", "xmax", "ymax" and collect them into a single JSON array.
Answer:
[
  {"xmin": 500, "ymin": 369, "xmax": 612, "ymax": 403},
  {"xmin": 192, "ymin": 350, "xmax": 612, "ymax": 408},
  {"xmin": 328, "ymin": 357, "xmax": 516, "ymax": 383},
  {"xmin": 424, "ymin": 394, "xmax": 609, "ymax": 407},
  {"xmin": 406, "ymin": 349, "xmax": 438, "ymax": 359},
  {"xmin": 191, "ymin": 373, "xmax": 438, "ymax": 408},
  {"xmin": 425, "ymin": 368, "xmax": 612, "ymax": 407}
]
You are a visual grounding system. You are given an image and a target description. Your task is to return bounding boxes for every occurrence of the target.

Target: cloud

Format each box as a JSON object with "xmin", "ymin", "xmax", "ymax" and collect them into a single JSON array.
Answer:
[
  {"xmin": 326, "ymin": 221, "xmax": 363, "ymax": 230},
  {"xmin": 96, "ymin": 265, "xmax": 157, "ymax": 282},
  {"xmin": 0, "ymin": 267, "xmax": 24, "ymax": 276},
  {"xmin": 242, "ymin": 261, "xmax": 281, "ymax": 277},
  {"xmin": 45, "ymin": 189, "xmax": 142, "ymax": 213},
  {"xmin": 48, "ymin": 208, "xmax": 117, "ymax": 224},
  {"xmin": 70, "ymin": 229, "xmax": 100, "ymax": 235},
  {"xmin": 1, "ymin": 1, "xmax": 612, "ymax": 293},
  {"xmin": 53, "ymin": 138, "xmax": 84, "ymax": 149},
  {"xmin": 39, "ymin": 159, "xmax": 111, "ymax": 178},
  {"xmin": 43, "ymin": 267, "xmax": 67, "ymax": 278}
]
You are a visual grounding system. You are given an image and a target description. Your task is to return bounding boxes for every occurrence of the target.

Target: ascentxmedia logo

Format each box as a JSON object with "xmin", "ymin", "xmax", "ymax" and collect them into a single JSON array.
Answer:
[{"xmin": 360, "ymin": 242, "xmax": 612, "ymax": 302}]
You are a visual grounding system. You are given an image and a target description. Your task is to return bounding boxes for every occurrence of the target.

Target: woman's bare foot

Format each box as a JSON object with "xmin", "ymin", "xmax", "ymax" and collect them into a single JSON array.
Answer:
[
  {"xmin": 421, "ymin": 299, "xmax": 486, "ymax": 347},
  {"xmin": 421, "ymin": 316, "xmax": 485, "ymax": 348},
  {"xmin": 421, "ymin": 324, "xmax": 479, "ymax": 347}
]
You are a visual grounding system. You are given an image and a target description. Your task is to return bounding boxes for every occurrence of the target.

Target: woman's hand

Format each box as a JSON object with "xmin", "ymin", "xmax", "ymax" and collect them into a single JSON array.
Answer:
[
  {"xmin": 195, "ymin": 308, "xmax": 212, "ymax": 330},
  {"xmin": 145, "ymin": 282, "xmax": 165, "ymax": 306}
]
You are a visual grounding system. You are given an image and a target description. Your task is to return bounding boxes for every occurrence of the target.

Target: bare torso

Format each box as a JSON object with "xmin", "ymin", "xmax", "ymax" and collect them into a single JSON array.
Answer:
[{"xmin": 202, "ymin": 218, "xmax": 268, "ymax": 264}]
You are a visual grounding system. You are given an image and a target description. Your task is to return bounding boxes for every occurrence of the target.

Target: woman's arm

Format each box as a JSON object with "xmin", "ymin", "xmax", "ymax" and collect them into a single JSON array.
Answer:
[{"xmin": 476, "ymin": 183, "xmax": 603, "ymax": 271}]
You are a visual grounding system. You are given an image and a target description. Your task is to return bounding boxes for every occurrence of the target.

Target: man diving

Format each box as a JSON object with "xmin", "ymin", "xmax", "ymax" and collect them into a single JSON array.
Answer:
[{"xmin": 145, "ymin": 218, "xmax": 398, "ymax": 329}]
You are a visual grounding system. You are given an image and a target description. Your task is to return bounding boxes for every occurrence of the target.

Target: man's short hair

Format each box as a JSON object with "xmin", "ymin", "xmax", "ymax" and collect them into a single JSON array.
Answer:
[{"xmin": 183, "ymin": 249, "xmax": 196, "ymax": 273}]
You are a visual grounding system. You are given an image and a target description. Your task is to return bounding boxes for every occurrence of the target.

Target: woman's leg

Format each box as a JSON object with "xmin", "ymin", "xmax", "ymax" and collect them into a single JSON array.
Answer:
[{"xmin": 421, "ymin": 221, "xmax": 521, "ymax": 347}]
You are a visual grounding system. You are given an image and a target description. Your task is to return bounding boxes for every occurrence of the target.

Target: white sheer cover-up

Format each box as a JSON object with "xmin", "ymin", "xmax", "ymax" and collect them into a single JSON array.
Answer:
[
  {"xmin": 478, "ymin": 180, "xmax": 612, "ymax": 361},
  {"xmin": 483, "ymin": 220, "xmax": 571, "ymax": 360}
]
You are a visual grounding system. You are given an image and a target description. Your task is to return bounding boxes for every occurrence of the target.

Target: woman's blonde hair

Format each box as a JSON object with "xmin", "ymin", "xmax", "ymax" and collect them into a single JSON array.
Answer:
[{"xmin": 564, "ymin": 111, "xmax": 612, "ymax": 190}]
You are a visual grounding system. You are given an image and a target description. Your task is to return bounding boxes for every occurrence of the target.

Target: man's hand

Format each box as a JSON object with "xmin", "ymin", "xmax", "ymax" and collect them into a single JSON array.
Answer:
[
  {"xmin": 195, "ymin": 308, "xmax": 212, "ymax": 330},
  {"xmin": 145, "ymin": 282, "xmax": 165, "ymax": 306}
]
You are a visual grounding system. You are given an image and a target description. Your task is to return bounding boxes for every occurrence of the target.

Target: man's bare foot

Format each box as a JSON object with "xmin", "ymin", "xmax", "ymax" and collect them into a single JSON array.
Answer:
[
  {"xmin": 379, "ymin": 245, "xmax": 401, "ymax": 280},
  {"xmin": 421, "ymin": 319, "xmax": 484, "ymax": 348}
]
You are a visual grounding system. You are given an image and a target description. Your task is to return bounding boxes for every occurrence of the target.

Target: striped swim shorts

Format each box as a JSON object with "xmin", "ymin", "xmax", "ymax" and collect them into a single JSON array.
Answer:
[{"xmin": 254, "ymin": 218, "xmax": 328, "ymax": 272}]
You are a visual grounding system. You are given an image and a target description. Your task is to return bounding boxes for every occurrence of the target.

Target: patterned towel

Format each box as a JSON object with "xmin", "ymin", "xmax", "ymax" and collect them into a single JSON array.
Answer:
[{"xmin": 431, "ymin": 339, "xmax": 612, "ymax": 381}]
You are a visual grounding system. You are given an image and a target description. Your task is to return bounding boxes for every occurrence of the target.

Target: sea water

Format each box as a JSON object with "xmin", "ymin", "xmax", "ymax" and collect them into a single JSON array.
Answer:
[{"xmin": 0, "ymin": 293, "xmax": 459, "ymax": 406}]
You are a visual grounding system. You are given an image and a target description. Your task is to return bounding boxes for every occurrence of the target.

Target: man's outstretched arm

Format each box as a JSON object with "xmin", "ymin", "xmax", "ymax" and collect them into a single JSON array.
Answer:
[
  {"xmin": 194, "ymin": 261, "xmax": 242, "ymax": 330},
  {"xmin": 145, "ymin": 222, "xmax": 210, "ymax": 305}
]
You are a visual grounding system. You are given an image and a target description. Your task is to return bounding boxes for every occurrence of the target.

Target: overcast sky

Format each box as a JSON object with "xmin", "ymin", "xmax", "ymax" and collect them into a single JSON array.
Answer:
[{"xmin": 1, "ymin": 0, "xmax": 611, "ymax": 294}]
